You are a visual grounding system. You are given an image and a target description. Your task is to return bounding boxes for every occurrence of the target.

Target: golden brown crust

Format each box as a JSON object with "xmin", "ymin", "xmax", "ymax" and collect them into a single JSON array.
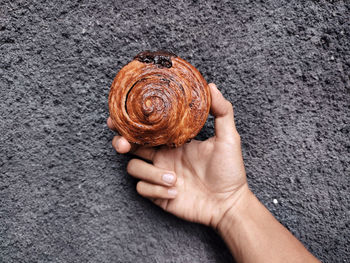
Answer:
[{"xmin": 108, "ymin": 51, "xmax": 211, "ymax": 147}]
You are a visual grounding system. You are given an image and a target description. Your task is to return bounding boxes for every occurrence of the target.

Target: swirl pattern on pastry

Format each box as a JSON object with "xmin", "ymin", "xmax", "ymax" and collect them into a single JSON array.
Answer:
[{"xmin": 108, "ymin": 50, "xmax": 211, "ymax": 147}]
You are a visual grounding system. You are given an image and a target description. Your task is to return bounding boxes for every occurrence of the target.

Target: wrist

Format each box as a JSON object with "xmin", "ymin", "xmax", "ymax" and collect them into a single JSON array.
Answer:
[{"xmin": 214, "ymin": 184, "xmax": 255, "ymax": 232}]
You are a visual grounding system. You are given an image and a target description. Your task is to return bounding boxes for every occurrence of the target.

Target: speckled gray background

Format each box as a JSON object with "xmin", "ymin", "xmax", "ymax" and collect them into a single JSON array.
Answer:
[{"xmin": 1, "ymin": 0, "xmax": 349, "ymax": 262}]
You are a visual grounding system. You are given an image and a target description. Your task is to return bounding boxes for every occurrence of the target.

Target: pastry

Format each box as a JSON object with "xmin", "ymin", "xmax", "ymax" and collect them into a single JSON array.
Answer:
[{"xmin": 108, "ymin": 50, "xmax": 211, "ymax": 147}]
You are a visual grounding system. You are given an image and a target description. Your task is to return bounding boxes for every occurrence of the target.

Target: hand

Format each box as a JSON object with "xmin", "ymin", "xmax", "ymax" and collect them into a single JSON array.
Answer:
[{"xmin": 107, "ymin": 83, "xmax": 248, "ymax": 228}]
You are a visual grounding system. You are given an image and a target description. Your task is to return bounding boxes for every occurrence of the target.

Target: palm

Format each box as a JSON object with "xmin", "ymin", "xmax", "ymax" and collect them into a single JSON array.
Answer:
[
  {"xmin": 150, "ymin": 137, "xmax": 246, "ymax": 226},
  {"xmin": 109, "ymin": 83, "xmax": 247, "ymax": 227}
]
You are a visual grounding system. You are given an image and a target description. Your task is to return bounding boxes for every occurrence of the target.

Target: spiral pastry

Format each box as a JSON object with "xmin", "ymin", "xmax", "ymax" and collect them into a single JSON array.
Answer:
[{"xmin": 108, "ymin": 50, "xmax": 211, "ymax": 147}]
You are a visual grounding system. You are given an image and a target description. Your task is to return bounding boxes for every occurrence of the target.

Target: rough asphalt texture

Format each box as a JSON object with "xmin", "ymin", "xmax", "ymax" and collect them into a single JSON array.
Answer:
[{"xmin": 1, "ymin": 0, "xmax": 349, "ymax": 262}]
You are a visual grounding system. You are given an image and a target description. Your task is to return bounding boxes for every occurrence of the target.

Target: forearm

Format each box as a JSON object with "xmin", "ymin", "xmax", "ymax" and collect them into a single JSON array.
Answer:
[{"xmin": 217, "ymin": 186, "xmax": 320, "ymax": 263}]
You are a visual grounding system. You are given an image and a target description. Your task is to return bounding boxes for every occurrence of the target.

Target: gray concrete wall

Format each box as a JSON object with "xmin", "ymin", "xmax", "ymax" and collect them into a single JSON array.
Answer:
[{"xmin": 1, "ymin": 0, "xmax": 349, "ymax": 262}]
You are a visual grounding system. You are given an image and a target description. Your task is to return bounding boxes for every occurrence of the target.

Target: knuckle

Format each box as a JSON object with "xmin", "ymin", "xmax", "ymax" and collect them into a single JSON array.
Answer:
[
  {"xmin": 200, "ymin": 140, "xmax": 215, "ymax": 154},
  {"xmin": 233, "ymin": 131, "xmax": 241, "ymax": 142},
  {"xmin": 224, "ymin": 100, "xmax": 233, "ymax": 111},
  {"xmin": 226, "ymin": 99, "xmax": 233, "ymax": 108},
  {"xmin": 220, "ymin": 100, "xmax": 233, "ymax": 117},
  {"xmin": 227, "ymin": 131, "xmax": 241, "ymax": 146}
]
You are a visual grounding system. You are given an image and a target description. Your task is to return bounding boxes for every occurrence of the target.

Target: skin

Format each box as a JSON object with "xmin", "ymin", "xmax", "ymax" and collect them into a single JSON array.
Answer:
[{"xmin": 108, "ymin": 83, "xmax": 320, "ymax": 263}]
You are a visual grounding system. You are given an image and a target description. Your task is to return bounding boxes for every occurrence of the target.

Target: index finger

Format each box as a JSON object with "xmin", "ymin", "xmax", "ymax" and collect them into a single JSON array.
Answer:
[
  {"xmin": 112, "ymin": 136, "xmax": 156, "ymax": 161},
  {"xmin": 108, "ymin": 117, "xmax": 156, "ymax": 161}
]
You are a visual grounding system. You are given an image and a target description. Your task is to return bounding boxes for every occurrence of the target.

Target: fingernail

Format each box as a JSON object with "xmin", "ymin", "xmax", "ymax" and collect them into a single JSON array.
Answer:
[
  {"xmin": 162, "ymin": 173, "xmax": 175, "ymax": 184},
  {"xmin": 168, "ymin": 188, "xmax": 177, "ymax": 197}
]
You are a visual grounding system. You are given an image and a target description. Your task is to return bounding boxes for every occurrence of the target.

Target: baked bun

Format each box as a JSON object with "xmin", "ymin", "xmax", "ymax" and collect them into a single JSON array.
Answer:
[{"xmin": 108, "ymin": 50, "xmax": 210, "ymax": 147}]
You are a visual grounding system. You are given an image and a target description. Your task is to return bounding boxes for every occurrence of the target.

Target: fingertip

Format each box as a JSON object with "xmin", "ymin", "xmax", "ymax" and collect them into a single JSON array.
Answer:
[
  {"xmin": 107, "ymin": 117, "xmax": 116, "ymax": 130},
  {"xmin": 209, "ymin": 83, "xmax": 218, "ymax": 90},
  {"xmin": 209, "ymin": 84, "xmax": 231, "ymax": 118},
  {"xmin": 118, "ymin": 137, "xmax": 132, "ymax": 153},
  {"xmin": 112, "ymin": 136, "xmax": 131, "ymax": 153},
  {"xmin": 209, "ymin": 83, "xmax": 223, "ymax": 99},
  {"xmin": 209, "ymin": 84, "xmax": 220, "ymax": 98}
]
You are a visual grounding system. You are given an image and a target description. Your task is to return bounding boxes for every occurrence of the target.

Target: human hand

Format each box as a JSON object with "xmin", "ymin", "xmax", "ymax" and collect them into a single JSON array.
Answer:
[{"xmin": 107, "ymin": 83, "xmax": 248, "ymax": 229}]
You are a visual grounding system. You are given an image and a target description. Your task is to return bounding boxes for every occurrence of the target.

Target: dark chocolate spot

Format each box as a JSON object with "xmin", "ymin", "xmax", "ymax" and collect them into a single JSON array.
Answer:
[
  {"xmin": 134, "ymin": 50, "xmax": 177, "ymax": 68},
  {"xmin": 161, "ymin": 78, "xmax": 170, "ymax": 83}
]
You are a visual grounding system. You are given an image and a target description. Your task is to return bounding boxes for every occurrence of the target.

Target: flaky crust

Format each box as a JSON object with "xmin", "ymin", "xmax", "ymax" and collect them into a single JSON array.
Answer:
[{"xmin": 108, "ymin": 51, "xmax": 211, "ymax": 147}]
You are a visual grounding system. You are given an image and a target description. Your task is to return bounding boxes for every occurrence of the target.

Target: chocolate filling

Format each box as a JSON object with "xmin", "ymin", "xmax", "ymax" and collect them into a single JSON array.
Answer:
[{"xmin": 134, "ymin": 50, "xmax": 177, "ymax": 68}]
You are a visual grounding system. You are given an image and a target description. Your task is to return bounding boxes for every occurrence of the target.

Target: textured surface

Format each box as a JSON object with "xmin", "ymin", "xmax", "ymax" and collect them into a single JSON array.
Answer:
[{"xmin": 0, "ymin": 0, "xmax": 349, "ymax": 262}]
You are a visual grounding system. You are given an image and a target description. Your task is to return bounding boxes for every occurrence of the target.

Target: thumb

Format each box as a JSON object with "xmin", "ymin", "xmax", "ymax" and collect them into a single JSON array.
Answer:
[{"xmin": 209, "ymin": 83, "xmax": 238, "ymax": 141}]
